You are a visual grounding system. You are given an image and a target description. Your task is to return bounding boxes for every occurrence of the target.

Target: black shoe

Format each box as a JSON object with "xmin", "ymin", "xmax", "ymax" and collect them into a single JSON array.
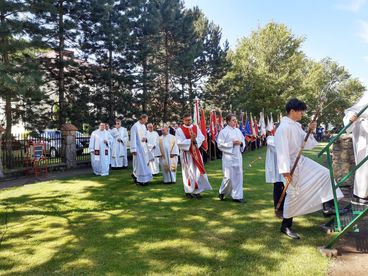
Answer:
[
  {"xmin": 218, "ymin": 194, "xmax": 224, "ymax": 201},
  {"xmin": 322, "ymin": 200, "xmax": 337, "ymax": 217},
  {"xmin": 280, "ymin": 227, "xmax": 300, "ymax": 240},
  {"xmin": 351, "ymin": 194, "xmax": 368, "ymax": 206},
  {"xmin": 193, "ymin": 193, "xmax": 202, "ymax": 200},
  {"xmin": 136, "ymin": 182, "xmax": 148, "ymax": 186},
  {"xmin": 322, "ymin": 207, "xmax": 336, "ymax": 217},
  {"xmin": 232, "ymin": 199, "xmax": 244, "ymax": 203},
  {"xmin": 131, "ymin": 173, "xmax": 137, "ymax": 183},
  {"xmin": 185, "ymin": 193, "xmax": 193, "ymax": 199}
]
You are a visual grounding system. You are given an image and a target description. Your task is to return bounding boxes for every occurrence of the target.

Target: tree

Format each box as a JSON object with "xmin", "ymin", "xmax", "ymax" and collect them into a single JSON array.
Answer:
[
  {"xmin": 30, "ymin": 0, "xmax": 80, "ymax": 129},
  {"xmin": 225, "ymin": 22, "xmax": 306, "ymax": 114},
  {"xmin": 301, "ymin": 58, "xmax": 365, "ymax": 128},
  {"xmin": 0, "ymin": 1, "xmax": 48, "ymax": 169}
]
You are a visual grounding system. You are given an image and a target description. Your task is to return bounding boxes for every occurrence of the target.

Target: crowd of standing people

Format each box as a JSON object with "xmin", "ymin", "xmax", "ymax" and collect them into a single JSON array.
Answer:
[{"xmin": 88, "ymin": 93, "xmax": 368, "ymax": 240}]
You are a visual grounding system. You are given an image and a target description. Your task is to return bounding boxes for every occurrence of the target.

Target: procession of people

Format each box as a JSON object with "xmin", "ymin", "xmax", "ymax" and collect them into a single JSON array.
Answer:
[{"xmin": 88, "ymin": 95, "xmax": 368, "ymax": 240}]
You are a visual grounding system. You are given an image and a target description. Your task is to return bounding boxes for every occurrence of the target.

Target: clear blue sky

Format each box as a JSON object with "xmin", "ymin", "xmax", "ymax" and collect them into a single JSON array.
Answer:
[{"xmin": 184, "ymin": 0, "xmax": 368, "ymax": 87}]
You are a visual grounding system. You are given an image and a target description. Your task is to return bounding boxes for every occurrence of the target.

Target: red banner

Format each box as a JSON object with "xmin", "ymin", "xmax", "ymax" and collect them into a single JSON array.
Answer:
[
  {"xmin": 210, "ymin": 110, "xmax": 217, "ymax": 142},
  {"xmin": 200, "ymin": 109, "xmax": 208, "ymax": 152}
]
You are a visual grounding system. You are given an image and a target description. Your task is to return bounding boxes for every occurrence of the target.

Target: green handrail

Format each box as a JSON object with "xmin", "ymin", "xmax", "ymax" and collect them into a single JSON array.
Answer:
[{"xmin": 318, "ymin": 103, "xmax": 368, "ymax": 158}]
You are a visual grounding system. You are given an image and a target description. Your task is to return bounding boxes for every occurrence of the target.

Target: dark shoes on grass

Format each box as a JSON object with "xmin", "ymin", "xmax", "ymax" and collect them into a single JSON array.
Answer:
[
  {"xmin": 185, "ymin": 193, "xmax": 201, "ymax": 199},
  {"xmin": 281, "ymin": 227, "xmax": 300, "ymax": 240}
]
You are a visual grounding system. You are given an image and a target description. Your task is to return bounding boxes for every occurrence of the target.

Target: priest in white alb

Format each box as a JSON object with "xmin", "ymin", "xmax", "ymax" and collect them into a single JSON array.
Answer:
[
  {"xmin": 89, "ymin": 122, "xmax": 113, "ymax": 176},
  {"xmin": 155, "ymin": 125, "xmax": 179, "ymax": 184},
  {"xmin": 176, "ymin": 114, "xmax": 212, "ymax": 199},
  {"xmin": 343, "ymin": 91, "xmax": 368, "ymax": 206},
  {"xmin": 147, "ymin": 123, "xmax": 160, "ymax": 175},
  {"xmin": 217, "ymin": 114, "xmax": 246, "ymax": 202},
  {"xmin": 275, "ymin": 98, "xmax": 343, "ymax": 240},
  {"xmin": 110, "ymin": 119, "xmax": 129, "ymax": 169},
  {"xmin": 130, "ymin": 114, "xmax": 153, "ymax": 185}
]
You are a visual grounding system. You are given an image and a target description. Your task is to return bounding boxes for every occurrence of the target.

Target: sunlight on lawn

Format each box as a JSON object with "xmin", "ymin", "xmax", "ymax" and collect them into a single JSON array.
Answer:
[{"xmin": 0, "ymin": 145, "xmax": 331, "ymax": 276}]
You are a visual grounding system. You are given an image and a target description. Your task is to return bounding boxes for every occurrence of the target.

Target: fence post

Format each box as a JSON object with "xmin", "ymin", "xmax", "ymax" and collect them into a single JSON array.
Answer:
[{"xmin": 61, "ymin": 124, "xmax": 78, "ymax": 170}]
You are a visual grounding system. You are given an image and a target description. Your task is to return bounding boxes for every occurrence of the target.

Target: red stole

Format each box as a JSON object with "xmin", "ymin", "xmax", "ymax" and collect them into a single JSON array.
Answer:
[{"xmin": 180, "ymin": 125, "xmax": 206, "ymax": 175}]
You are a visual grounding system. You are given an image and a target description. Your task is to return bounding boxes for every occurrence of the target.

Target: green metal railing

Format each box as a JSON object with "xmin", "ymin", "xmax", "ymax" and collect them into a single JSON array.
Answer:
[{"xmin": 318, "ymin": 103, "xmax": 368, "ymax": 249}]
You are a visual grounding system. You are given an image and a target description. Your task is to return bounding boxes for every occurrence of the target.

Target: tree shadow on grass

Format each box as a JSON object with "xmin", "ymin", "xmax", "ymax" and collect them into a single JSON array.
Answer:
[{"xmin": 0, "ymin": 151, "xmax": 331, "ymax": 275}]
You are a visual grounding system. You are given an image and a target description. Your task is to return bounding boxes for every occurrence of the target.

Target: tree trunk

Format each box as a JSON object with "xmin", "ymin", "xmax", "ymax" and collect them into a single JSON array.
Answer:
[
  {"xmin": 188, "ymin": 74, "xmax": 193, "ymax": 115},
  {"xmin": 1, "ymin": 12, "xmax": 13, "ymax": 169},
  {"xmin": 142, "ymin": 57, "xmax": 148, "ymax": 113},
  {"xmin": 58, "ymin": 0, "xmax": 65, "ymax": 129},
  {"xmin": 163, "ymin": 32, "xmax": 169, "ymax": 122},
  {"xmin": 108, "ymin": 47, "xmax": 114, "ymax": 122}
]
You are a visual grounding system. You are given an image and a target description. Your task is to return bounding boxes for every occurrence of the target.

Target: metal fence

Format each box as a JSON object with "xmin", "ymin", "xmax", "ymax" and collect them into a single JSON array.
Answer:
[
  {"xmin": 76, "ymin": 134, "xmax": 90, "ymax": 162},
  {"xmin": 1, "ymin": 131, "xmax": 90, "ymax": 175}
]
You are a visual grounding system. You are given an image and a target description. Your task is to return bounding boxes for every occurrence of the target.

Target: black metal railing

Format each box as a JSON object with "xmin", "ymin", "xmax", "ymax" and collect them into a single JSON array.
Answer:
[
  {"xmin": 1, "ymin": 131, "xmax": 91, "ymax": 175},
  {"xmin": 76, "ymin": 133, "xmax": 90, "ymax": 162}
]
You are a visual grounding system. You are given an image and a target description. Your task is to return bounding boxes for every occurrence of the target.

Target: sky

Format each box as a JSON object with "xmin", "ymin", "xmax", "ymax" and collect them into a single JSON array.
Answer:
[{"xmin": 184, "ymin": 0, "xmax": 368, "ymax": 88}]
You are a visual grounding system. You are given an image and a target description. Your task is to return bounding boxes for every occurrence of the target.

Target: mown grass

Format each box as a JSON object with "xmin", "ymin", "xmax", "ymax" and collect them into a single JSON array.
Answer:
[{"xmin": 0, "ymin": 144, "xmax": 331, "ymax": 275}]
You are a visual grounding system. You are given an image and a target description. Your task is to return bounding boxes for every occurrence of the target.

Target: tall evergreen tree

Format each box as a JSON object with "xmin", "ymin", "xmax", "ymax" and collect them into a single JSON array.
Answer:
[{"xmin": 30, "ymin": 0, "xmax": 80, "ymax": 129}]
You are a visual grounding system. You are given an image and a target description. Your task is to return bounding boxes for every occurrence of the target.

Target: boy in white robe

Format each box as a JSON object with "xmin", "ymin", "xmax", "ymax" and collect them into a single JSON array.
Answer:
[
  {"xmin": 130, "ymin": 114, "xmax": 153, "ymax": 185},
  {"xmin": 343, "ymin": 91, "xmax": 368, "ymax": 205},
  {"xmin": 89, "ymin": 122, "xmax": 113, "ymax": 176},
  {"xmin": 275, "ymin": 98, "xmax": 343, "ymax": 239},
  {"xmin": 110, "ymin": 119, "xmax": 129, "ymax": 169},
  {"xmin": 176, "ymin": 114, "xmax": 212, "ymax": 199},
  {"xmin": 265, "ymin": 130, "xmax": 285, "ymax": 209},
  {"xmin": 155, "ymin": 125, "xmax": 179, "ymax": 184},
  {"xmin": 147, "ymin": 123, "xmax": 160, "ymax": 175},
  {"xmin": 217, "ymin": 114, "xmax": 246, "ymax": 202}
]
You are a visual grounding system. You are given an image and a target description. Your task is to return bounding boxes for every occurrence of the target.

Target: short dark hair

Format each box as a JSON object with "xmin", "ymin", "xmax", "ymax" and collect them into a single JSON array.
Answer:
[
  {"xmin": 225, "ymin": 113, "xmax": 235, "ymax": 123},
  {"xmin": 140, "ymin": 114, "xmax": 148, "ymax": 119},
  {"xmin": 285, "ymin": 98, "xmax": 307, "ymax": 114},
  {"xmin": 183, "ymin": 114, "xmax": 192, "ymax": 119}
]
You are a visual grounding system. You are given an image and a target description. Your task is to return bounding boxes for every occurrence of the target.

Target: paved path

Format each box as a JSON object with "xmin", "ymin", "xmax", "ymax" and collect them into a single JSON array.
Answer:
[{"xmin": 0, "ymin": 167, "xmax": 92, "ymax": 190}]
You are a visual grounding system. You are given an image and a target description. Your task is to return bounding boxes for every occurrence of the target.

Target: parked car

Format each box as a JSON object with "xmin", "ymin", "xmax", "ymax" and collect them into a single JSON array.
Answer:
[
  {"xmin": 28, "ymin": 130, "xmax": 84, "ymax": 157},
  {"xmin": 75, "ymin": 131, "xmax": 90, "ymax": 148}
]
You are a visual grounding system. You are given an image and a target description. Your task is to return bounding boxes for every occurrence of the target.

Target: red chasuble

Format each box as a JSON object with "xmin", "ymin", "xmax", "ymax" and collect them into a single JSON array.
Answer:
[{"xmin": 180, "ymin": 125, "xmax": 206, "ymax": 175}]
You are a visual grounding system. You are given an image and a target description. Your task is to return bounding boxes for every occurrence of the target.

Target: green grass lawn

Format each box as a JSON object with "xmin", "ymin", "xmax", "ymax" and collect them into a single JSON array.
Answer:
[{"xmin": 0, "ymin": 145, "xmax": 332, "ymax": 275}]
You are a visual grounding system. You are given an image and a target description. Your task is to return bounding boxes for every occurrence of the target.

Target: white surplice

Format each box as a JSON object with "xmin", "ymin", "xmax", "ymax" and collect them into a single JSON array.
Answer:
[
  {"xmin": 217, "ymin": 125, "xmax": 246, "ymax": 200},
  {"xmin": 175, "ymin": 125, "xmax": 212, "ymax": 194},
  {"xmin": 110, "ymin": 127, "xmax": 129, "ymax": 168},
  {"xmin": 89, "ymin": 129, "xmax": 113, "ymax": 176},
  {"xmin": 155, "ymin": 134, "xmax": 179, "ymax": 183},
  {"xmin": 130, "ymin": 121, "xmax": 153, "ymax": 183},
  {"xmin": 343, "ymin": 91, "xmax": 368, "ymax": 198},
  {"xmin": 147, "ymin": 130, "xmax": 160, "ymax": 175},
  {"xmin": 265, "ymin": 135, "xmax": 283, "ymax": 183},
  {"xmin": 274, "ymin": 116, "xmax": 343, "ymax": 218}
]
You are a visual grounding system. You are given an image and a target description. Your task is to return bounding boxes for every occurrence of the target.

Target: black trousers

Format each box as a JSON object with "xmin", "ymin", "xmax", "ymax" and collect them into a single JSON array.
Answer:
[{"xmin": 273, "ymin": 182, "xmax": 293, "ymax": 228}]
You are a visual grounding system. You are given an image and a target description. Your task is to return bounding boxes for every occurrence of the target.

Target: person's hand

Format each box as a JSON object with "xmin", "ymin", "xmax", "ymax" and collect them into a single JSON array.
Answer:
[
  {"xmin": 170, "ymin": 154, "xmax": 175, "ymax": 158},
  {"xmin": 308, "ymin": 121, "xmax": 317, "ymax": 132},
  {"xmin": 132, "ymin": 152, "xmax": 137, "ymax": 156},
  {"xmin": 117, "ymin": 138, "xmax": 122, "ymax": 142},
  {"xmin": 103, "ymin": 139, "xmax": 108, "ymax": 143},
  {"xmin": 350, "ymin": 114, "xmax": 358, "ymax": 123},
  {"xmin": 233, "ymin": 140, "xmax": 241, "ymax": 146},
  {"xmin": 142, "ymin": 138, "xmax": 147, "ymax": 143},
  {"xmin": 283, "ymin": 173, "xmax": 292, "ymax": 183}
]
